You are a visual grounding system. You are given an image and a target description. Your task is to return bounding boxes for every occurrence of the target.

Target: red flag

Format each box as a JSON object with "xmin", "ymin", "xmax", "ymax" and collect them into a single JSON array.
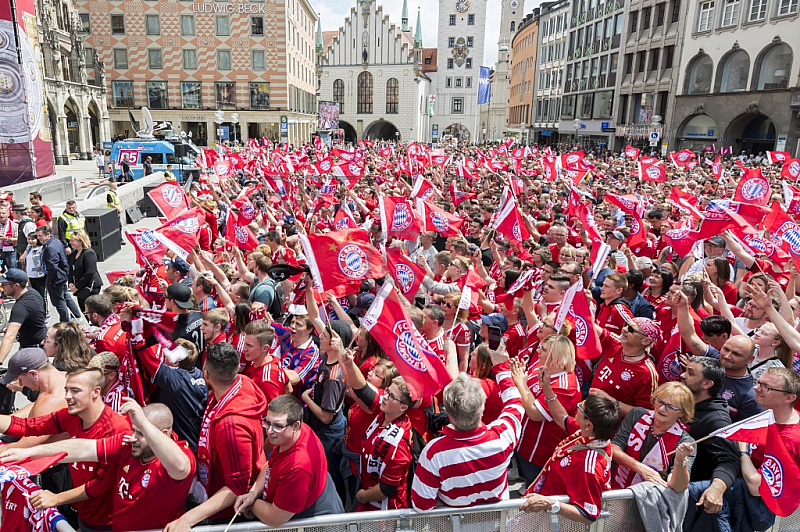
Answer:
[
  {"xmin": 105, "ymin": 270, "xmax": 137, "ymax": 285},
  {"xmin": 561, "ymin": 151, "xmax": 585, "ymax": 168},
  {"xmin": 0, "ymin": 452, "xmax": 68, "ymax": 478},
  {"xmin": 662, "ymin": 221, "xmax": 700, "ymax": 257},
  {"xmin": 147, "ymin": 182, "xmax": 190, "ymax": 219},
  {"xmin": 697, "ymin": 203, "xmax": 749, "ymax": 240},
  {"xmin": 734, "ymin": 167, "xmax": 771, "ymax": 206},
  {"xmin": 410, "ymin": 177, "xmax": 437, "ymax": 201},
  {"xmin": 202, "ymin": 148, "xmax": 219, "ymax": 168},
  {"xmin": 763, "ymin": 205, "xmax": 800, "ymax": 270},
  {"xmin": 450, "ymin": 180, "xmax": 476, "ymax": 206},
  {"xmin": 669, "ymin": 149, "xmax": 696, "ymax": 167},
  {"xmin": 416, "ymin": 199, "xmax": 464, "ymax": 237},
  {"xmin": 315, "ymin": 157, "xmax": 334, "ymax": 174},
  {"xmin": 231, "ymin": 197, "xmax": 258, "ymax": 226},
  {"xmin": 709, "ymin": 411, "xmax": 771, "ymax": 445},
  {"xmin": 565, "ymin": 281, "xmax": 602, "ymax": 360},
  {"xmin": 299, "ymin": 229, "xmax": 387, "ymax": 292},
  {"xmin": 639, "ymin": 159, "xmax": 667, "ymax": 182},
  {"xmin": 707, "ymin": 156, "xmax": 724, "ymax": 180},
  {"xmin": 380, "ymin": 196, "xmax": 422, "ymax": 240},
  {"xmin": 492, "ymin": 198, "xmax": 530, "ymax": 244},
  {"xmin": 575, "ymin": 203, "xmax": 604, "ymax": 247},
  {"xmin": 759, "ymin": 418, "xmax": 800, "ymax": 516},
  {"xmin": 703, "ymin": 144, "xmax": 717, "ymax": 154},
  {"xmin": 781, "ymin": 159, "xmax": 800, "ymax": 181},
  {"xmin": 670, "ymin": 188, "xmax": 704, "ymax": 221},
  {"xmin": 225, "ymin": 211, "xmax": 258, "ymax": 251},
  {"xmin": 784, "ymin": 182, "xmax": 800, "ymax": 216},
  {"xmin": 332, "ymin": 162, "xmax": 365, "ymax": 189},
  {"xmin": 626, "ymin": 212, "xmax": 647, "ymax": 249},
  {"xmin": 606, "ymin": 193, "xmax": 645, "ymax": 217},
  {"xmin": 564, "ymin": 167, "xmax": 592, "ymax": 186},
  {"xmin": 156, "ymin": 207, "xmax": 202, "ymax": 259},
  {"xmin": 386, "ymin": 247, "xmax": 425, "ymax": 297},
  {"xmin": 624, "ymin": 145, "xmax": 640, "ymax": 159},
  {"xmin": 213, "ymin": 158, "xmax": 233, "ymax": 179},
  {"xmin": 125, "ymin": 228, "xmax": 169, "ymax": 265},
  {"xmin": 362, "ymin": 282, "xmax": 451, "ymax": 400},
  {"xmin": 767, "ymin": 151, "xmax": 791, "ymax": 165},
  {"xmin": 539, "ymin": 156, "xmax": 559, "ymax": 181},
  {"xmin": 333, "ymin": 202, "xmax": 358, "ymax": 230}
]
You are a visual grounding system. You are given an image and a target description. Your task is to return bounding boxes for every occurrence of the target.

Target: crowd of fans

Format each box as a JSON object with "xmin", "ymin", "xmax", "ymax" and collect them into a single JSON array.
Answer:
[{"xmin": 0, "ymin": 141, "xmax": 798, "ymax": 532}]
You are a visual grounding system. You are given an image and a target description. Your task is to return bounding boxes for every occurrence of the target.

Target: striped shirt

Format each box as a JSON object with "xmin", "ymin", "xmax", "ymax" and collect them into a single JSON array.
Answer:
[
  {"xmin": 272, "ymin": 323, "xmax": 320, "ymax": 393},
  {"xmin": 411, "ymin": 363, "xmax": 523, "ymax": 510}
]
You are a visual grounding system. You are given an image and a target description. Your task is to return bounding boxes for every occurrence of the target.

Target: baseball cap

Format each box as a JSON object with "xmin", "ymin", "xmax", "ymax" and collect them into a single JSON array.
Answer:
[
  {"xmin": 0, "ymin": 268, "xmax": 28, "ymax": 285},
  {"xmin": 164, "ymin": 257, "xmax": 190, "ymax": 276},
  {"xmin": 607, "ymin": 230, "xmax": 625, "ymax": 242},
  {"xmin": 480, "ymin": 313, "xmax": 509, "ymax": 334},
  {"xmin": 706, "ymin": 236, "xmax": 726, "ymax": 248},
  {"xmin": 166, "ymin": 282, "xmax": 194, "ymax": 309},
  {"xmin": 1, "ymin": 348, "xmax": 48, "ymax": 385},
  {"xmin": 350, "ymin": 292, "xmax": 376, "ymax": 314}
]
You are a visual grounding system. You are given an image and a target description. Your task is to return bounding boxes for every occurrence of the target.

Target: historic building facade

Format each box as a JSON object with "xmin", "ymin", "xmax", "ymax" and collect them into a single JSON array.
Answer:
[
  {"xmin": 74, "ymin": 0, "xmax": 318, "ymax": 146},
  {"xmin": 37, "ymin": 0, "xmax": 110, "ymax": 163},
  {"xmin": 316, "ymin": 0, "xmax": 432, "ymax": 142},
  {"xmin": 530, "ymin": 0, "xmax": 569, "ymax": 144},
  {"xmin": 506, "ymin": 10, "xmax": 538, "ymax": 143},
  {"xmin": 669, "ymin": 0, "xmax": 799, "ymax": 155}
]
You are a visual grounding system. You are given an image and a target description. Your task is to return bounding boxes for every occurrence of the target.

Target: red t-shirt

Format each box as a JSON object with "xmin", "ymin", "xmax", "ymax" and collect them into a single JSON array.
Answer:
[
  {"xmin": 90, "ymin": 434, "xmax": 196, "ymax": 532},
  {"xmin": 93, "ymin": 315, "xmax": 128, "ymax": 360},
  {"xmin": 41, "ymin": 204, "xmax": 52, "ymax": 222},
  {"xmin": 6, "ymin": 407, "xmax": 131, "ymax": 528},
  {"xmin": 479, "ymin": 378, "xmax": 502, "ymax": 425},
  {"xmin": 263, "ymin": 423, "xmax": 327, "ymax": 514},
  {"xmin": 517, "ymin": 370, "xmax": 580, "ymax": 466},
  {"xmin": 245, "ymin": 357, "xmax": 288, "ymax": 406},
  {"xmin": 596, "ymin": 301, "xmax": 634, "ymax": 334},
  {"xmin": 590, "ymin": 331, "xmax": 659, "ymax": 410},
  {"xmin": 503, "ymin": 322, "xmax": 526, "ymax": 360}
]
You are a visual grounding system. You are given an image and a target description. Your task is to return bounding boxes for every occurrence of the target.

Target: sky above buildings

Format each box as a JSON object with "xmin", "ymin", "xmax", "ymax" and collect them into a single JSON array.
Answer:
[{"xmin": 317, "ymin": 0, "xmax": 524, "ymax": 67}]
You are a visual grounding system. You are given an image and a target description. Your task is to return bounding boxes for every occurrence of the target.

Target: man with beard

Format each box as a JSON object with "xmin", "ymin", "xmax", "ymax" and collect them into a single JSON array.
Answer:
[
  {"xmin": 679, "ymin": 356, "xmax": 740, "ymax": 523},
  {"xmin": 0, "ymin": 400, "xmax": 195, "ymax": 532}
]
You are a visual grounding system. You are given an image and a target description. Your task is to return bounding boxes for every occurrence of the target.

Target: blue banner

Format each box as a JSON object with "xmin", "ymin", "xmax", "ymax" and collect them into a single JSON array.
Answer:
[{"xmin": 478, "ymin": 66, "xmax": 491, "ymax": 105}]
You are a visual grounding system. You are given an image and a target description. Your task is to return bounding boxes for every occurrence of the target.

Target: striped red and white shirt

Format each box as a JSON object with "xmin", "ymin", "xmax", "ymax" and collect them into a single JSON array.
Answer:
[{"xmin": 410, "ymin": 362, "xmax": 523, "ymax": 510}]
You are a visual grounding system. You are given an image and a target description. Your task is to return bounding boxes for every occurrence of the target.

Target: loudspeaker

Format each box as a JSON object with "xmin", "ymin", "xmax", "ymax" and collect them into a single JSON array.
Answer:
[
  {"xmin": 126, "ymin": 204, "xmax": 143, "ymax": 224},
  {"xmin": 83, "ymin": 209, "xmax": 120, "ymax": 240},
  {"xmin": 92, "ymin": 232, "xmax": 122, "ymax": 262},
  {"xmin": 139, "ymin": 187, "xmax": 161, "ymax": 218},
  {"xmin": 174, "ymin": 144, "xmax": 188, "ymax": 158}
]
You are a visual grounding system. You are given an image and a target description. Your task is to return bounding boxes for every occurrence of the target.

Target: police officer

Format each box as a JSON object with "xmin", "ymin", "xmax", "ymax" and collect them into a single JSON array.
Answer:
[{"xmin": 56, "ymin": 200, "xmax": 85, "ymax": 256}]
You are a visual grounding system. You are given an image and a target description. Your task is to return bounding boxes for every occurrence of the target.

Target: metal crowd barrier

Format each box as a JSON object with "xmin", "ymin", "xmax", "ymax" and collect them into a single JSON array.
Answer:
[{"xmin": 132, "ymin": 489, "xmax": 800, "ymax": 532}]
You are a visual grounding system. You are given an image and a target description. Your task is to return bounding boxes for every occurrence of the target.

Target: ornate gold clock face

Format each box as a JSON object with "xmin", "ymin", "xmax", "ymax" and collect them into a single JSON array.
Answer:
[{"xmin": 455, "ymin": 0, "xmax": 470, "ymax": 13}]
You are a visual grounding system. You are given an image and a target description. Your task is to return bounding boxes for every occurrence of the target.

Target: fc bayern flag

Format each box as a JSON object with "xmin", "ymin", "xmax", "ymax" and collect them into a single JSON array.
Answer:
[
  {"xmin": 333, "ymin": 202, "xmax": 358, "ymax": 230},
  {"xmin": 386, "ymin": 247, "xmax": 425, "ymax": 297},
  {"xmin": 492, "ymin": 198, "xmax": 530, "ymax": 244},
  {"xmin": 416, "ymin": 199, "xmax": 464, "ymax": 237},
  {"xmin": 155, "ymin": 207, "xmax": 202, "ymax": 259},
  {"xmin": 125, "ymin": 228, "xmax": 169, "ymax": 265},
  {"xmin": 299, "ymin": 228, "xmax": 387, "ymax": 292},
  {"xmin": 669, "ymin": 149, "xmax": 696, "ymax": 167},
  {"xmin": 734, "ymin": 167, "xmax": 771, "ymax": 206},
  {"xmin": 562, "ymin": 279, "xmax": 602, "ymax": 360},
  {"xmin": 767, "ymin": 151, "xmax": 791, "ymax": 165},
  {"xmin": 0, "ymin": 452, "xmax": 68, "ymax": 478},
  {"xmin": 450, "ymin": 180, "xmax": 476, "ymax": 206},
  {"xmin": 784, "ymin": 182, "xmax": 800, "ymax": 216},
  {"xmin": 147, "ymin": 182, "xmax": 189, "ymax": 219},
  {"xmin": 379, "ymin": 196, "xmax": 422, "ymax": 240},
  {"xmin": 362, "ymin": 282, "xmax": 451, "ymax": 400},
  {"xmin": 332, "ymin": 162, "xmax": 365, "ymax": 189},
  {"xmin": 539, "ymin": 156, "xmax": 559, "ymax": 181},
  {"xmin": 639, "ymin": 159, "xmax": 667, "ymax": 182},
  {"xmin": 624, "ymin": 145, "xmax": 640, "ymax": 159},
  {"xmin": 763, "ymin": 205, "xmax": 800, "ymax": 270},
  {"xmin": 782, "ymin": 159, "xmax": 800, "ymax": 181},
  {"xmin": 606, "ymin": 193, "xmax": 645, "ymax": 217},
  {"xmin": 224, "ymin": 211, "xmax": 258, "ymax": 251},
  {"xmin": 760, "ymin": 416, "xmax": 800, "ymax": 516},
  {"xmin": 663, "ymin": 221, "xmax": 701, "ymax": 257},
  {"xmin": 708, "ymin": 410, "xmax": 771, "ymax": 445},
  {"xmin": 231, "ymin": 197, "xmax": 258, "ymax": 226},
  {"xmin": 410, "ymin": 176, "xmax": 437, "ymax": 201}
]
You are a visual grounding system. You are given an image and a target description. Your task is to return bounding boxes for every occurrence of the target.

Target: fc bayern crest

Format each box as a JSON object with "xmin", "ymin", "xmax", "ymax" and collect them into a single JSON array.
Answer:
[
  {"xmin": 677, "ymin": 152, "xmax": 690, "ymax": 161},
  {"xmin": 666, "ymin": 225, "xmax": 692, "ymax": 240},
  {"xmin": 566, "ymin": 154, "xmax": 580, "ymax": 165},
  {"xmin": 391, "ymin": 203, "xmax": 413, "ymax": 231},
  {"xmin": 430, "ymin": 212, "xmax": 450, "ymax": 232},
  {"xmin": 570, "ymin": 312, "xmax": 589, "ymax": 347},
  {"xmin": 630, "ymin": 216, "xmax": 641, "ymax": 236},
  {"xmin": 235, "ymin": 227, "xmax": 249, "ymax": 244},
  {"xmin": 394, "ymin": 264, "xmax": 415, "ymax": 293},
  {"xmin": 348, "ymin": 163, "xmax": 361, "ymax": 176},
  {"xmin": 545, "ymin": 166, "xmax": 552, "ymax": 180},
  {"xmin": 161, "ymin": 185, "xmax": 183, "ymax": 208},
  {"xmin": 392, "ymin": 320, "xmax": 429, "ymax": 371},
  {"xmin": 626, "ymin": 148, "xmax": 636, "ymax": 157},
  {"xmin": 617, "ymin": 196, "xmax": 636, "ymax": 210},
  {"xmin": 778, "ymin": 220, "xmax": 800, "ymax": 253},
  {"xmin": 239, "ymin": 201, "xmax": 256, "ymax": 221},
  {"xmin": 320, "ymin": 160, "xmax": 332, "ymax": 171},
  {"xmin": 135, "ymin": 230, "xmax": 161, "ymax": 251},
  {"xmin": 646, "ymin": 166, "xmax": 661, "ymax": 180},
  {"xmin": 171, "ymin": 217, "xmax": 199, "ymax": 234},
  {"xmin": 338, "ymin": 244, "xmax": 369, "ymax": 279},
  {"xmin": 741, "ymin": 178, "xmax": 768, "ymax": 201},
  {"xmin": 660, "ymin": 351, "xmax": 681, "ymax": 380},
  {"xmin": 421, "ymin": 188, "xmax": 434, "ymax": 200},
  {"xmin": 762, "ymin": 454, "xmax": 784, "ymax": 497},
  {"xmin": 787, "ymin": 160, "xmax": 800, "ymax": 178},
  {"xmin": 512, "ymin": 221, "xmax": 523, "ymax": 242},
  {"xmin": 0, "ymin": 467, "xmax": 18, "ymax": 484}
]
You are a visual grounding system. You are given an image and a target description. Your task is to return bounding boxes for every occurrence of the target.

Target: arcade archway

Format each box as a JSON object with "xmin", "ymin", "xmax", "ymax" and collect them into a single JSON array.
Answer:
[
  {"xmin": 363, "ymin": 120, "xmax": 399, "ymax": 141},
  {"xmin": 725, "ymin": 113, "xmax": 776, "ymax": 154},
  {"xmin": 339, "ymin": 121, "xmax": 357, "ymax": 144},
  {"xmin": 443, "ymin": 123, "xmax": 471, "ymax": 142}
]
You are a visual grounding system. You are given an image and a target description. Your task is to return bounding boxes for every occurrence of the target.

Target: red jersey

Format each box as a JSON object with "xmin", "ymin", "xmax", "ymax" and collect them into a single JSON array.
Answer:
[
  {"xmin": 517, "ymin": 370, "xmax": 580, "ymax": 466},
  {"xmin": 198, "ymin": 223, "xmax": 213, "ymax": 252},
  {"xmin": 503, "ymin": 322, "xmax": 526, "ymax": 359},
  {"xmin": 596, "ymin": 300, "xmax": 634, "ymax": 334},
  {"xmin": 6, "ymin": 407, "xmax": 131, "ymax": 528},
  {"xmin": 0, "ymin": 476, "xmax": 64, "ymax": 532},
  {"xmin": 244, "ymin": 357, "xmax": 288, "ymax": 405},
  {"xmin": 89, "ymin": 434, "xmax": 196, "ymax": 532},
  {"xmin": 447, "ymin": 322, "xmax": 471, "ymax": 351},
  {"xmin": 537, "ymin": 418, "xmax": 612, "ymax": 521},
  {"xmin": 479, "ymin": 378, "xmax": 502, "ymax": 425},
  {"xmin": 93, "ymin": 314, "xmax": 127, "ymax": 360},
  {"xmin": 751, "ymin": 421, "xmax": 800, "ymax": 470},
  {"xmin": 359, "ymin": 393, "xmax": 413, "ymax": 511},
  {"xmin": 345, "ymin": 390, "xmax": 382, "ymax": 465},
  {"xmin": 427, "ymin": 332, "xmax": 448, "ymax": 366},
  {"xmin": 262, "ymin": 424, "xmax": 327, "ymax": 514},
  {"xmin": 591, "ymin": 331, "xmax": 659, "ymax": 410}
]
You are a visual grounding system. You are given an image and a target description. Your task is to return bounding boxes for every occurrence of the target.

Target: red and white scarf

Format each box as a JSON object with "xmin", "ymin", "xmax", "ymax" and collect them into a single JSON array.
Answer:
[
  {"xmin": 196, "ymin": 376, "xmax": 244, "ymax": 496},
  {"xmin": 611, "ymin": 410, "xmax": 686, "ymax": 489}
]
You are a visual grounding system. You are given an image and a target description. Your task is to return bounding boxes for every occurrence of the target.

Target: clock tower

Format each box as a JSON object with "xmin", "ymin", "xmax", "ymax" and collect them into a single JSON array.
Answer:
[
  {"xmin": 498, "ymin": 0, "xmax": 524, "ymax": 48},
  {"xmin": 432, "ymin": 0, "xmax": 487, "ymax": 142}
]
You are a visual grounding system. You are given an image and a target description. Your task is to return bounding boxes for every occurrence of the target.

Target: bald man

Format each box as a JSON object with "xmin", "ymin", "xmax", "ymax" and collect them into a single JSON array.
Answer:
[{"xmin": 0, "ymin": 399, "xmax": 196, "ymax": 532}]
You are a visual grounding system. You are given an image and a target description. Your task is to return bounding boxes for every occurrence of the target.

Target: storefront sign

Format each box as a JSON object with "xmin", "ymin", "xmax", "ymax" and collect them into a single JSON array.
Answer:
[
  {"xmin": 192, "ymin": 2, "xmax": 266, "ymax": 13},
  {"xmin": 181, "ymin": 116, "xmax": 206, "ymax": 121}
]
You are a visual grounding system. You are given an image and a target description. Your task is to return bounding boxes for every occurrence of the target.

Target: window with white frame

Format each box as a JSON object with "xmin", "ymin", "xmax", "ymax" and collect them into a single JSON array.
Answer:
[
  {"xmin": 748, "ymin": 0, "xmax": 766, "ymax": 20},
  {"xmin": 721, "ymin": 0, "xmax": 739, "ymax": 25},
  {"xmin": 698, "ymin": 1, "xmax": 714, "ymax": 30},
  {"xmin": 778, "ymin": 0, "xmax": 798, "ymax": 14}
]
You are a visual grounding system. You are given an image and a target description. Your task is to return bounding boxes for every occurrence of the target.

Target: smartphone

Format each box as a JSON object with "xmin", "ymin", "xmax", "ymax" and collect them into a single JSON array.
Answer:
[{"xmin": 487, "ymin": 326, "xmax": 503, "ymax": 351}]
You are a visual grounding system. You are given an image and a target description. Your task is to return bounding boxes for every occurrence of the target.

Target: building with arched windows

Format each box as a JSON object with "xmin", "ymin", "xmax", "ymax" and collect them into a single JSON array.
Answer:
[
  {"xmin": 316, "ymin": 0, "xmax": 433, "ymax": 142},
  {"xmin": 669, "ymin": 2, "xmax": 799, "ymax": 155}
]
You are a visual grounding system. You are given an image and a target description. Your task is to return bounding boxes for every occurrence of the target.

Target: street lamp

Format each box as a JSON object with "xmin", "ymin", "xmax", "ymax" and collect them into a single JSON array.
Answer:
[{"xmin": 573, "ymin": 118, "xmax": 582, "ymax": 149}]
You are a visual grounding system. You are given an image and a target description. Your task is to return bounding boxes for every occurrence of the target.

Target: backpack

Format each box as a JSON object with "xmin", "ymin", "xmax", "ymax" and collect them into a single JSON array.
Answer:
[
  {"xmin": 268, "ymin": 281, "xmax": 284, "ymax": 320},
  {"xmin": 403, "ymin": 426, "xmax": 427, "ymax": 506}
]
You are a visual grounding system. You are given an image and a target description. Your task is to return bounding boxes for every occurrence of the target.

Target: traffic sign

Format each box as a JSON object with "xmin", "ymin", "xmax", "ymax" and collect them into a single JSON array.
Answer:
[
  {"xmin": 280, "ymin": 116, "xmax": 288, "ymax": 130},
  {"xmin": 649, "ymin": 131, "xmax": 660, "ymax": 141}
]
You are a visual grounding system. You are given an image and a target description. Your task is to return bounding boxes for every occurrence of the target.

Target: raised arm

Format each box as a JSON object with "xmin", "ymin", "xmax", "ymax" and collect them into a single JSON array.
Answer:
[
  {"xmin": 675, "ymin": 292, "xmax": 709, "ymax": 357},
  {"xmin": 721, "ymin": 231, "xmax": 755, "ymax": 269}
]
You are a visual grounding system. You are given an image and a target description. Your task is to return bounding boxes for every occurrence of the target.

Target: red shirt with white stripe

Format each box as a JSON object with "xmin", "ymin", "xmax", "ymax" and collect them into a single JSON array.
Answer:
[
  {"xmin": 538, "ymin": 417, "xmax": 612, "ymax": 521},
  {"xmin": 244, "ymin": 357, "xmax": 288, "ymax": 405},
  {"xmin": 410, "ymin": 362, "xmax": 523, "ymax": 510},
  {"xmin": 503, "ymin": 322, "xmax": 526, "ymax": 360},
  {"xmin": 446, "ymin": 322, "xmax": 470, "ymax": 350},
  {"xmin": 516, "ymin": 370, "xmax": 580, "ymax": 466},
  {"xmin": 102, "ymin": 379, "xmax": 128, "ymax": 414},
  {"xmin": 596, "ymin": 301, "xmax": 634, "ymax": 334},
  {"xmin": 590, "ymin": 330, "xmax": 659, "ymax": 410}
]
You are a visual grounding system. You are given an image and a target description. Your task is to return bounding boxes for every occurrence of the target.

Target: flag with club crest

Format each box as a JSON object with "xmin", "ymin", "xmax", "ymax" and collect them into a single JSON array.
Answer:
[
  {"xmin": 155, "ymin": 208, "xmax": 202, "ymax": 260},
  {"xmin": 492, "ymin": 197, "xmax": 530, "ymax": 244},
  {"xmin": 410, "ymin": 176, "xmax": 438, "ymax": 201},
  {"xmin": 225, "ymin": 211, "xmax": 259, "ymax": 251},
  {"xmin": 416, "ymin": 199, "xmax": 464, "ymax": 237},
  {"xmin": 147, "ymin": 182, "xmax": 190, "ymax": 219},
  {"xmin": 782, "ymin": 159, "xmax": 800, "ymax": 181},
  {"xmin": 380, "ymin": 196, "xmax": 422, "ymax": 240},
  {"xmin": 125, "ymin": 228, "xmax": 169, "ymax": 266},
  {"xmin": 734, "ymin": 167, "xmax": 771, "ymax": 206},
  {"xmin": 624, "ymin": 145, "xmax": 640, "ymax": 159},
  {"xmin": 767, "ymin": 151, "xmax": 791, "ymax": 165},
  {"xmin": 362, "ymin": 282, "xmax": 451, "ymax": 400},
  {"xmin": 639, "ymin": 159, "xmax": 667, "ymax": 182},
  {"xmin": 386, "ymin": 247, "xmax": 426, "ymax": 297},
  {"xmin": 299, "ymin": 229, "xmax": 387, "ymax": 292}
]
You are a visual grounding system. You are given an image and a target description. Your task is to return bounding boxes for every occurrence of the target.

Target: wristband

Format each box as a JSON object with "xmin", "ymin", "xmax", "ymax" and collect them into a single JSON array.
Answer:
[
  {"xmin": 740, "ymin": 451, "xmax": 751, "ymax": 457},
  {"xmin": 545, "ymin": 396, "xmax": 558, "ymax": 403}
]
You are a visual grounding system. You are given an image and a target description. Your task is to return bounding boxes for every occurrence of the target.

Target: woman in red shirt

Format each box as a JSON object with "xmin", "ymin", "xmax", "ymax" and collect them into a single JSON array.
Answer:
[
  {"xmin": 705, "ymin": 257, "xmax": 738, "ymax": 306},
  {"xmin": 643, "ymin": 269, "xmax": 673, "ymax": 311},
  {"xmin": 469, "ymin": 344, "xmax": 502, "ymax": 425}
]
